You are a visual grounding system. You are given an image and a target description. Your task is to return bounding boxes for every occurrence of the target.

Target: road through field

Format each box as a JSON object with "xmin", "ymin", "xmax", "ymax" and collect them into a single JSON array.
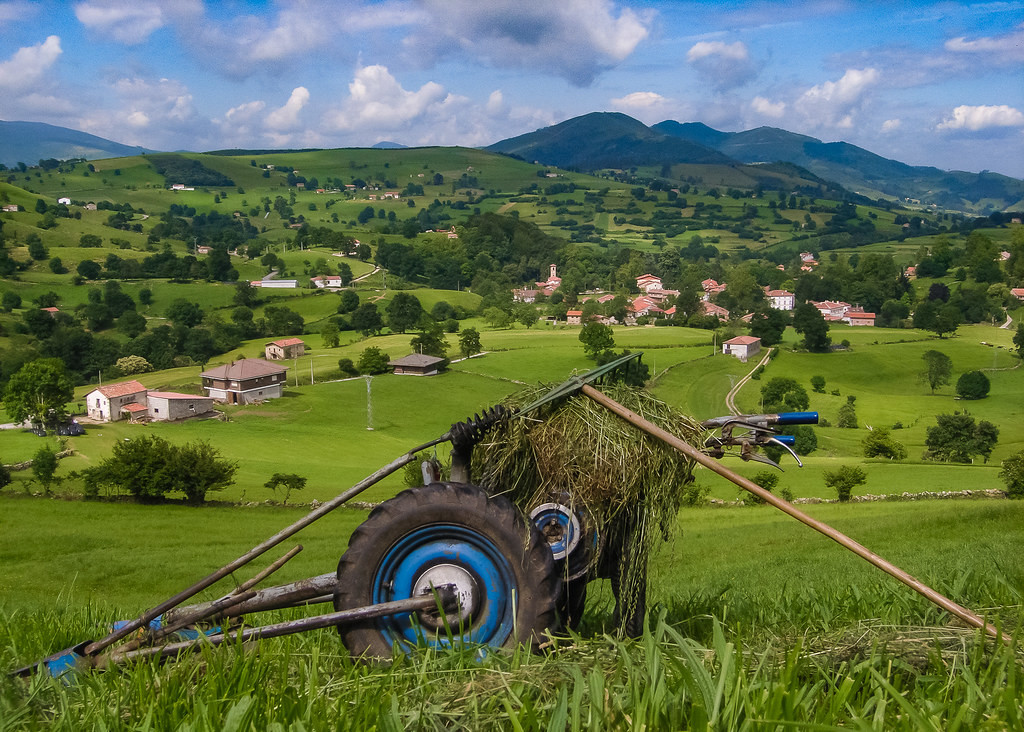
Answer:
[{"xmin": 724, "ymin": 347, "xmax": 773, "ymax": 414}]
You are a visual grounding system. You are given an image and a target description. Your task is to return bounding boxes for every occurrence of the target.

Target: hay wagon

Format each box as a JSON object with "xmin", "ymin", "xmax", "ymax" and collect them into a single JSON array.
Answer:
[{"xmin": 13, "ymin": 354, "xmax": 1004, "ymax": 679}]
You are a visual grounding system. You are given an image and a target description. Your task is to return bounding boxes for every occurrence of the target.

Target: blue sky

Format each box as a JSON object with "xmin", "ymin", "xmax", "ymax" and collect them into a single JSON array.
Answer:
[{"xmin": 1, "ymin": 0, "xmax": 1022, "ymax": 177}]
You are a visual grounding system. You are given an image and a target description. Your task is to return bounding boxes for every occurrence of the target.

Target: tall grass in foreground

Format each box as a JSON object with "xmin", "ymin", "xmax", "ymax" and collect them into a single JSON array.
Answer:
[{"xmin": 2, "ymin": 572, "xmax": 1020, "ymax": 731}]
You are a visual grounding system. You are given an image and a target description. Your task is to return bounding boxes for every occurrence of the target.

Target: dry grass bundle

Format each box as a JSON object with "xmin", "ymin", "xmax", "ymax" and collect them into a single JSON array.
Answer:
[{"xmin": 472, "ymin": 382, "xmax": 709, "ymax": 627}]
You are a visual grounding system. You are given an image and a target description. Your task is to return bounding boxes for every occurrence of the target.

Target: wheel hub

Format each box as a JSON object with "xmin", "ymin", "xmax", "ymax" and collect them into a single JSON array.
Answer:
[{"xmin": 412, "ymin": 563, "xmax": 479, "ymax": 630}]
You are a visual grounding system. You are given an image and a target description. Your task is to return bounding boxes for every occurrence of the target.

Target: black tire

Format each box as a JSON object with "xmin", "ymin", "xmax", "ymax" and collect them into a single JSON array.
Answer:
[
  {"xmin": 556, "ymin": 575, "xmax": 589, "ymax": 631},
  {"xmin": 335, "ymin": 482, "xmax": 558, "ymax": 659}
]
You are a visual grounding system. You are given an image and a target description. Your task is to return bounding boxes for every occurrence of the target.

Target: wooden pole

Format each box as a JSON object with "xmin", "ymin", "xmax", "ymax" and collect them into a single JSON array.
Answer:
[{"xmin": 582, "ymin": 384, "xmax": 1008, "ymax": 645}]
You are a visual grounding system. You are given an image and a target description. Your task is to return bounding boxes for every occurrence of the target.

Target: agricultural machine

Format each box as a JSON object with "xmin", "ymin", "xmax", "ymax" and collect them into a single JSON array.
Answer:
[{"xmin": 12, "ymin": 353, "xmax": 1005, "ymax": 680}]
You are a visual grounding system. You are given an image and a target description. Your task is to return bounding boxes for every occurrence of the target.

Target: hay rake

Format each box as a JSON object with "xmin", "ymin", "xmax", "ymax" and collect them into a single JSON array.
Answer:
[{"xmin": 12, "ymin": 353, "xmax": 1006, "ymax": 680}]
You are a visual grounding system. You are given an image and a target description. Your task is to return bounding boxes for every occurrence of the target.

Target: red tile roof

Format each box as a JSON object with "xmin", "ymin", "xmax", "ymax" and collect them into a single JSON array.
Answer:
[
  {"xmin": 269, "ymin": 338, "xmax": 305, "ymax": 347},
  {"xmin": 96, "ymin": 380, "xmax": 147, "ymax": 398},
  {"xmin": 121, "ymin": 402, "xmax": 148, "ymax": 413},
  {"xmin": 724, "ymin": 335, "xmax": 761, "ymax": 345}
]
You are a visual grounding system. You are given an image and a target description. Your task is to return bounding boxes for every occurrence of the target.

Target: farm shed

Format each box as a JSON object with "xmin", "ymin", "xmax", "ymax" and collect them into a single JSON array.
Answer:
[
  {"xmin": 200, "ymin": 359, "xmax": 288, "ymax": 404},
  {"xmin": 265, "ymin": 338, "xmax": 306, "ymax": 360},
  {"xmin": 145, "ymin": 392, "xmax": 215, "ymax": 421},
  {"xmin": 85, "ymin": 380, "xmax": 148, "ymax": 422},
  {"xmin": 389, "ymin": 354, "xmax": 446, "ymax": 376},
  {"xmin": 722, "ymin": 335, "xmax": 761, "ymax": 362}
]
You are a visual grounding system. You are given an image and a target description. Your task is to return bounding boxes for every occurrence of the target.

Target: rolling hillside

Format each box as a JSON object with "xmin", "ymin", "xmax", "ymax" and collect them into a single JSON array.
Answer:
[{"xmin": 0, "ymin": 120, "xmax": 155, "ymax": 168}]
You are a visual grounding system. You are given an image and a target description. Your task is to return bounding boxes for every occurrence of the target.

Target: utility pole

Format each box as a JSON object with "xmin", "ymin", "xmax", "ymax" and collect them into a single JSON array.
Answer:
[{"xmin": 365, "ymin": 376, "xmax": 374, "ymax": 431}]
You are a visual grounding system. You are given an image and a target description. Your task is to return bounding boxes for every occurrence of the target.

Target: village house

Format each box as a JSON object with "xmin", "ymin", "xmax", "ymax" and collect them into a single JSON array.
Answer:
[
  {"xmin": 310, "ymin": 274, "xmax": 343, "ymax": 288},
  {"xmin": 635, "ymin": 274, "xmax": 662, "ymax": 292},
  {"xmin": 86, "ymin": 380, "xmax": 148, "ymax": 422},
  {"xmin": 1011, "ymin": 288, "xmax": 1024, "ymax": 301},
  {"xmin": 533, "ymin": 264, "xmax": 562, "ymax": 297},
  {"xmin": 200, "ymin": 359, "xmax": 289, "ymax": 404},
  {"xmin": 700, "ymin": 279, "xmax": 727, "ymax": 301},
  {"xmin": 845, "ymin": 310, "xmax": 876, "ymax": 326},
  {"xmin": 2, "ymin": 204, "xmax": 19, "ymax": 212},
  {"xmin": 512, "ymin": 288, "xmax": 539, "ymax": 304},
  {"xmin": 812, "ymin": 300, "xmax": 851, "ymax": 321},
  {"xmin": 765, "ymin": 289, "xmax": 795, "ymax": 311},
  {"xmin": 145, "ymin": 392, "xmax": 216, "ymax": 422},
  {"xmin": 264, "ymin": 338, "xmax": 306, "ymax": 360},
  {"xmin": 57, "ymin": 197, "xmax": 71, "ymax": 205},
  {"xmin": 566, "ymin": 310, "xmax": 583, "ymax": 325},
  {"xmin": 389, "ymin": 353, "xmax": 446, "ymax": 376},
  {"xmin": 195, "ymin": 245, "xmax": 212, "ymax": 255},
  {"xmin": 630, "ymin": 295, "xmax": 665, "ymax": 318},
  {"xmin": 722, "ymin": 335, "xmax": 762, "ymax": 362},
  {"xmin": 700, "ymin": 301, "xmax": 731, "ymax": 320}
]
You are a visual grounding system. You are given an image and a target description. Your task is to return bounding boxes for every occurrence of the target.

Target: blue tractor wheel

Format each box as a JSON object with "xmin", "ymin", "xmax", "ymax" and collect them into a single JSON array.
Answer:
[{"xmin": 335, "ymin": 483, "xmax": 558, "ymax": 659}]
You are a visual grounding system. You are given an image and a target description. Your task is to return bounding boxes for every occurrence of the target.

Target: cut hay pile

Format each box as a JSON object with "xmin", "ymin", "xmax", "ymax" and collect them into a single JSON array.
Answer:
[{"xmin": 472, "ymin": 382, "xmax": 708, "ymax": 628}]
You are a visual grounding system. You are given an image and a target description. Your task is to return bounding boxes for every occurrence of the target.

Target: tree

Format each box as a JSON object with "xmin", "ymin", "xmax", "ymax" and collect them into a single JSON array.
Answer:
[
  {"xmin": 115, "ymin": 355, "xmax": 153, "ymax": 375},
  {"xmin": 836, "ymin": 395, "xmax": 858, "ymax": 428},
  {"xmin": 932, "ymin": 303, "xmax": 962, "ymax": 338},
  {"xmin": 861, "ymin": 427, "xmax": 907, "ymax": 460},
  {"xmin": 357, "ymin": 346, "xmax": 390, "ymax": 374},
  {"xmin": 924, "ymin": 412, "xmax": 999, "ymax": 463},
  {"xmin": 748, "ymin": 308, "xmax": 789, "ymax": 346},
  {"xmin": 117, "ymin": 310, "xmax": 147, "ymax": 338},
  {"xmin": 920, "ymin": 350, "xmax": 953, "ymax": 394},
  {"xmin": 1, "ymin": 291, "xmax": 22, "ymax": 312},
  {"xmin": 27, "ymin": 236, "xmax": 48, "ymax": 261},
  {"xmin": 351, "ymin": 303, "xmax": 383, "ymax": 336},
  {"xmin": 3, "ymin": 358, "xmax": 74, "ymax": 431},
  {"xmin": 742, "ymin": 470, "xmax": 793, "ymax": 504},
  {"xmin": 760, "ymin": 377, "xmax": 809, "ymax": 413},
  {"xmin": 810, "ymin": 375, "xmax": 826, "ymax": 393},
  {"xmin": 82, "ymin": 436, "xmax": 236, "ymax": 503},
  {"xmin": 337, "ymin": 358, "xmax": 358, "ymax": 377},
  {"xmin": 579, "ymin": 321, "xmax": 615, "ymax": 360},
  {"xmin": 792, "ymin": 303, "xmax": 831, "ymax": 352},
  {"xmin": 514, "ymin": 303, "xmax": 540, "ymax": 329},
  {"xmin": 1000, "ymin": 450, "xmax": 1024, "ymax": 498},
  {"xmin": 482, "ymin": 307, "xmax": 512, "ymax": 329},
  {"xmin": 31, "ymin": 445, "xmax": 60, "ymax": 495},
  {"xmin": 166, "ymin": 299, "xmax": 204, "ymax": 327},
  {"xmin": 1014, "ymin": 323, "xmax": 1024, "ymax": 359},
  {"xmin": 409, "ymin": 323, "xmax": 448, "ymax": 358},
  {"xmin": 385, "ymin": 292, "xmax": 423, "ymax": 333},
  {"xmin": 233, "ymin": 281, "xmax": 259, "ymax": 308},
  {"xmin": 264, "ymin": 306, "xmax": 304, "ymax": 335},
  {"xmin": 48, "ymin": 257, "xmax": 65, "ymax": 274},
  {"xmin": 264, "ymin": 472, "xmax": 307, "ymax": 505},
  {"xmin": 458, "ymin": 327, "xmax": 482, "ymax": 358},
  {"xmin": 337, "ymin": 261, "xmax": 353, "ymax": 285},
  {"xmin": 320, "ymin": 320, "xmax": 340, "ymax": 348},
  {"xmin": 823, "ymin": 465, "xmax": 866, "ymax": 502},
  {"xmin": 956, "ymin": 370, "xmax": 990, "ymax": 400},
  {"xmin": 337, "ymin": 289, "xmax": 360, "ymax": 314}
]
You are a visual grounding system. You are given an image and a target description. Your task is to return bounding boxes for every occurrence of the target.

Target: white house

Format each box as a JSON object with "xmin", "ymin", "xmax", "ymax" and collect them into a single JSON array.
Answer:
[
  {"xmin": 722, "ymin": 335, "xmax": 761, "ymax": 362},
  {"xmin": 765, "ymin": 289, "xmax": 795, "ymax": 311},
  {"xmin": 311, "ymin": 274, "xmax": 343, "ymax": 288},
  {"xmin": 86, "ymin": 380, "xmax": 148, "ymax": 422},
  {"xmin": 636, "ymin": 274, "xmax": 663, "ymax": 292}
]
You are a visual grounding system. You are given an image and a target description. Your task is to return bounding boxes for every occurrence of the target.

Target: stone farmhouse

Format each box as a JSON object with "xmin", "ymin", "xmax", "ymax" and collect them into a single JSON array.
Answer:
[
  {"xmin": 85, "ymin": 380, "xmax": 215, "ymax": 423},
  {"xmin": 389, "ymin": 354, "xmax": 446, "ymax": 376},
  {"xmin": 200, "ymin": 359, "xmax": 289, "ymax": 404},
  {"xmin": 265, "ymin": 338, "xmax": 306, "ymax": 360}
]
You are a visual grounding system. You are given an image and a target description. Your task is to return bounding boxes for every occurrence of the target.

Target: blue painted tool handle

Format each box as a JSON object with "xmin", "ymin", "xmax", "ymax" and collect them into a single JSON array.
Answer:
[
  {"xmin": 775, "ymin": 412, "xmax": 818, "ymax": 425},
  {"xmin": 773, "ymin": 434, "xmax": 796, "ymax": 445}
]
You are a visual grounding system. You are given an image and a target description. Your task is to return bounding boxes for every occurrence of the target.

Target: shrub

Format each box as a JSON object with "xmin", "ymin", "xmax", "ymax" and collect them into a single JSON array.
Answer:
[
  {"xmin": 337, "ymin": 358, "xmax": 358, "ymax": 377},
  {"xmin": 357, "ymin": 346, "xmax": 390, "ymax": 375},
  {"xmin": 810, "ymin": 375, "xmax": 826, "ymax": 393},
  {"xmin": 1000, "ymin": 451, "xmax": 1024, "ymax": 498},
  {"xmin": 862, "ymin": 427, "xmax": 907, "ymax": 460}
]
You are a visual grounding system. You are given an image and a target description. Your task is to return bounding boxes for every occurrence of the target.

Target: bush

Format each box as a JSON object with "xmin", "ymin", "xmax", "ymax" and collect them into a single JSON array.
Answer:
[
  {"xmin": 956, "ymin": 370, "xmax": 990, "ymax": 400},
  {"xmin": 810, "ymin": 375, "xmax": 826, "ymax": 393},
  {"xmin": 357, "ymin": 346, "xmax": 390, "ymax": 375},
  {"xmin": 1000, "ymin": 451, "xmax": 1024, "ymax": 498},
  {"xmin": 862, "ymin": 427, "xmax": 907, "ymax": 460},
  {"xmin": 337, "ymin": 358, "xmax": 358, "ymax": 377},
  {"xmin": 742, "ymin": 470, "xmax": 793, "ymax": 504}
]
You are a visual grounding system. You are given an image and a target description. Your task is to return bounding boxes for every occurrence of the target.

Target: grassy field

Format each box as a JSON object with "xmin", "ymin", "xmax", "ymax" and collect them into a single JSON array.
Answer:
[{"xmin": 1, "ymin": 495, "xmax": 1021, "ymax": 729}]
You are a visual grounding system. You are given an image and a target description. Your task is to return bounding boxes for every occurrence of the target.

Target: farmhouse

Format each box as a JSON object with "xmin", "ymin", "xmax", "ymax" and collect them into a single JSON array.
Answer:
[
  {"xmin": 1011, "ymin": 288, "xmax": 1024, "ymax": 301},
  {"xmin": 310, "ymin": 275, "xmax": 343, "ymax": 288},
  {"xmin": 566, "ymin": 310, "xmax": 583, "ymax": 325},
  {"xmin": 722, "ymin": 335, "xmax": 762, "ymax": 362},
  {"xmin": 142, "ymin": 392, "xmax": 216, "ymax": 422},
  {"xmin": 86, "ymin": 380, "xmax": 148, "ymax": 422},
  {"xmin": 845, "ymin": 310, "xmax": 876, "ymax": 326},
  {"xmin": 700, "ymin": 301, "xmax": 731, "ymax": 320},
  {"xmin": 265, "ymin": 338, "xmax": 306, "ymax": 360},
  {"xmin": 636, "ymin": 273, "xmax": 662, "ymax": 292},
  {"xmin": 200, "ymin": 359, "xmax": 288, "ymax": 404},
  {"xmin": 389, "ymin": 354, "xmax": 446, "ymax": 376}
]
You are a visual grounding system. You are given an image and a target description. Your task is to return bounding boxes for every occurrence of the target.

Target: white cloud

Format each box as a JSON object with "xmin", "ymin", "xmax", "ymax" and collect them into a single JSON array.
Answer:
[
  {"xmin": 796, "ymin": 67, "xmax": 879, "ymax": 128},
  {"xmin": 0, "ymin": 35, "xmax": 62, "ymax": 90},
  {"xmin": 945, "ymin": 22, "xmax": 1024, "ymax": 64},
  {"xmin": 937, "ymin": 105, "xmax": 1024, "ymax": 131},
  {"xmin": 266, "ymin": 87, "xmax": 310, "ymax": 131},
  {"xmin": 485, "ymin": 90, "xmax": 506, "ymax": 116},
  {"xmin": 686, "ymin": 39, "xmax": 756, "ymax": 91},
  {"xmin": 881, "ymin": 118, "xmax": 901, "ymax": 133},
  {"xmin": 0, "ymin": 1, "xmax": 37, "ymax": 23},
  {"xmin": 74, "ymin": 1, "xmax": 200, "ymax": 44},
  {"xmin": 405, "ymin": 0, "xmax": 651, "ymax": 86},
  {"xmin": 329, "ymin": 65, "xmax": 447, "ymax": 130},
  {"xmin": 611, "ymin": 91, "xmax": 668, "ymax": 110},
  {"xmin": 750, "ymin": 96, "xmax": 785, "ymax": 118},
  {"xmin": 248, "ymin": 8, "xmax": 330, "ymax": 62},
  {"xmin": 225, "ymin": 100, "xmax": 267, "ymax": 124}
]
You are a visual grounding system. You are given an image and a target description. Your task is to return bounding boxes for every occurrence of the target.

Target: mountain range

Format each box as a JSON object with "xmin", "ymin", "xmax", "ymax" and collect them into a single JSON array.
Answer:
[
  {"xmin": 3, "ymin": 114, "xmax": 1021, "ymax": 213},
  {"xmin": 487, "ymin": 112, "xmax": 1024, "ymax": 213},
  {"xmin": 0, "ymin": 120, "xmax": 152, "ymax": 168}
]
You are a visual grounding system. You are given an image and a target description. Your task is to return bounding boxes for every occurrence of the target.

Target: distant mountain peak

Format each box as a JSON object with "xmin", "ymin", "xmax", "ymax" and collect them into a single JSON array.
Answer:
[{"xmin": 0, "ymin": 120, "xmax": 154, "ymax": 167}]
